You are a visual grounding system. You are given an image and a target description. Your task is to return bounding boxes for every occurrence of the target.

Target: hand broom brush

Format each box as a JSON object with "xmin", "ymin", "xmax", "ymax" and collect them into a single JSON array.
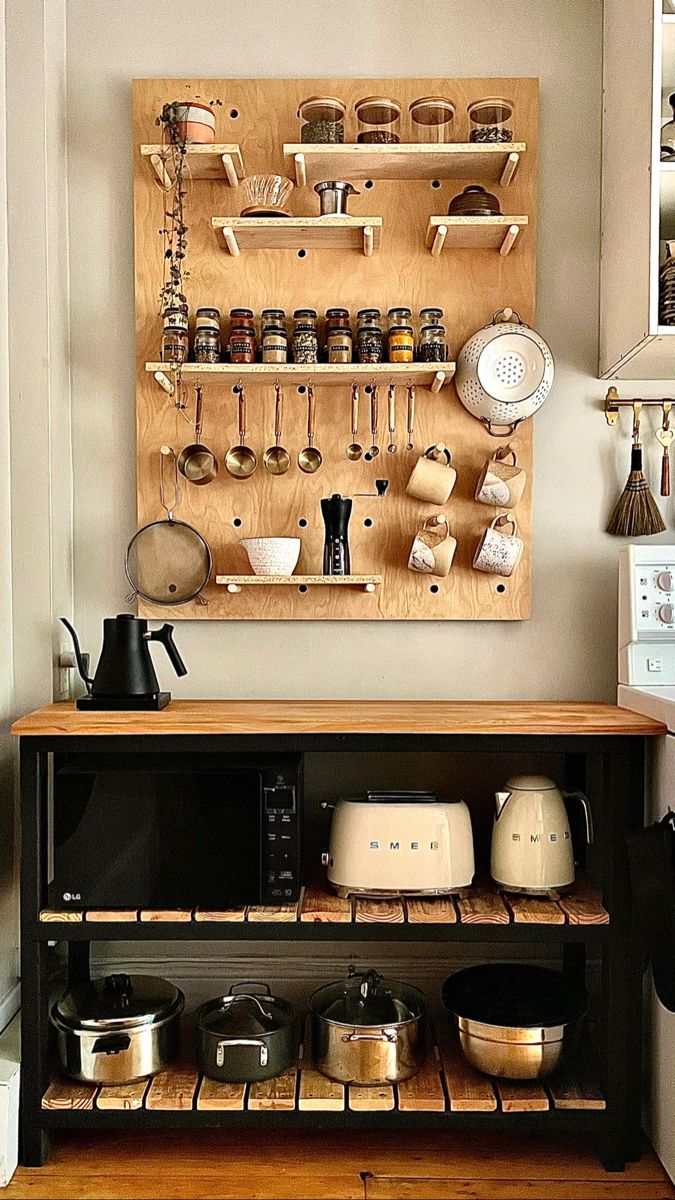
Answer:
[{"xmin": 607, "ymin": 402, "xmax": 666, "ymax": 536}]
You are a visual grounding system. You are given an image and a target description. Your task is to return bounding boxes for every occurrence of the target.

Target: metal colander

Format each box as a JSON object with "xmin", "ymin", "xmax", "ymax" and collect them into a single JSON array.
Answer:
[{"xmin": 456, "ymin": 308, "xmax": 555, "ymax": 436}]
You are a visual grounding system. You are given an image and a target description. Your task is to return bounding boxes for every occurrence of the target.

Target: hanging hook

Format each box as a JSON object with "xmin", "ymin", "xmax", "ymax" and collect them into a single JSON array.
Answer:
[
  {"xmin": 632, "ymin": 402, "xmax": 642, "ymax": 443},
  {"xmin": 663, "ymin": 401, "xmax": 672, "ymax": 432}
]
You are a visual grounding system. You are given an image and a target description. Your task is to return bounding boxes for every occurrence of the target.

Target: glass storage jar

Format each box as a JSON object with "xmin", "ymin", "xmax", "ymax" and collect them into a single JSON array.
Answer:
[
  {"xmin": 468, "ymin": 97, "xmax": 514, "ymax": 143},
  {"xmin": 327, "ymin": 328, "xmax": 353, "ymax": 363},
  {"xmin": 420, "ymin": 307, "xmax": 444, "ymax": 326},
  {"xmin": 293, "ymin": 308, "xmax": 318, "ymax": 329},
  {"xmin": 388, "ymin": 325, "xmax": 414, "ymax": 363},
  {"xmin": 293, "ymin": 322, "xmax": 318, "ymax": 364},
  {"xmin": 262, "ymin": 326, "xmax": 288, "ymax": 363},
  {"xmin": 261, "ymin": 309, "xmax": 286, "ymax": 334},
  {"xmin": 325, "ymin": 307, "xmax": 351, "ymax": 332},
  {"xmin": 195, "ymin": 306, "xmax": 220, "ymax": 331},
  {"xmin": 355, "ymin": 97, "xmax": 401, "ymax": 144},
  {"xmin": 356, "ymin": 308, "xmax": 382, "ymax": 330},
  {"xmin": 299, "ymin": 96, "xmax": 346, "ymax": 144},
  {"xmin": 194, "ymin": 326, "xmax": 221, "ymax": 363},
  {"xmin": 409, "ymin": 97, "xmax": 455, "ymax": 143},
  {"xmin": 229, "ymin": 308, "xmax": 255, "ymax": 332},
  {"xmin": 356, "ymin": 325, "xmax": 384, "ymax": 363},
  {"xmin": 161, "ymin": 326, "xmax": 188, "ymax": 364},
  {"xmin": 387, "ymin": 307, "xmax": 413, "ymax": 329},
  {"xmin": 230, "ymin": 326, "xmax": 256, "ymax": 363},
  {"xmin": 163, "ymin": 305, "xmax": 189, "ymax": 332},
  {"xmin": 418, "ymin": 323, "xmax": 446, "ymax": 362}
]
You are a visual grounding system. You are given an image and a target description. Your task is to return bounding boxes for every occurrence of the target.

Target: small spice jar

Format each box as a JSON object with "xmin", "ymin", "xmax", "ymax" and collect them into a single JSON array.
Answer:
[
  {"xmin": 299, "ymin": 96, "xmax": 346, "ymax": 144},
  {"xmin": 293, "ymin": 320, "xmax": 318, "ymax": 364},
  {"xmin": 325, "ymin": 307, "xmax": 350, "ymax": 332},
  {"xmin": 468, "ymin": 97, "xmax": 514, "ymax": 143},
  {"xmin": 161, "ymin": 325, "xmax": 188, "ymax": 364},
  {"xmin": 356, "ymin": 324, "xmax": 384, "ymax": 364},
  {"xmin": 293, "ymin": 307, "xmax": 318, "ymax": 329},
  {"xmin": 420, "ymin": 307, "xmax": 444, "ymax": 326},
  {"xmin": 388, "ymin": 325, "xmax": 414, "ymax": 363},
  {"xmin": 230, "ymin": 326, "xmax": 256, "ymax": 363},
  {"xmin": 229, "ymin": 308, "xmax": 255, "ymax": 332},
  {"xmin": 261, "ymin": 308, "xmax": 286, "ymax": 334},
  {"xmin": 409, "ymin": 96, "xmax": 456, "ymax": 143},
  {"xmin": 163, "ymin": 305, "xmax": 189, "ymax": 332},
  {"xmin": 356, "ymin": 308, "xmax": 381, "ymax": 330},
  {"xmin": 262, "ymin": 325, "xmax": 288, "ymax": 363},
  {"xmin": 195, "ymin": 306, "xmax": 220, "ymax": 331},
  {"xmin": 327, "ymin": 327, "xmax": 353, "ymax": 363},
  {"xmin": 194, "ymin": 326, "xmax": 221, "ymax": 364},
  {"xmin": 387, "ymin": 307, "xmax": 413, "ymax": 330},
  {"xmin": 355, "ymin": 97, "xmax": 401, "ymax": 144},
  {"xmin": 418, "ymin": 323, "xmax": 447, "ymax": 363}
]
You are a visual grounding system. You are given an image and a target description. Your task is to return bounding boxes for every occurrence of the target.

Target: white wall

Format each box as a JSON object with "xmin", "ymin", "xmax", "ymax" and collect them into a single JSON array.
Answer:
[{"xmin": 64, "ymin": 0, "xmax": 670, "ymax": 702}]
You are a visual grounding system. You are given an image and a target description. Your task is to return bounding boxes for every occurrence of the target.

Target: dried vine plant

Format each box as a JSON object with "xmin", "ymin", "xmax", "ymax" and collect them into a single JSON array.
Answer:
[{"xmin": 156, "ymin": 102, "xmax": 190, "ymax": 317}]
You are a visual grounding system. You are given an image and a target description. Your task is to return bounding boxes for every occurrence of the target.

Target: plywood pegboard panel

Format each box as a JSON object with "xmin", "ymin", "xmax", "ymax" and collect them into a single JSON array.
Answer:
[{"xmin": 133, "ymin": 77, "xmax": 538, "ymax": 620}]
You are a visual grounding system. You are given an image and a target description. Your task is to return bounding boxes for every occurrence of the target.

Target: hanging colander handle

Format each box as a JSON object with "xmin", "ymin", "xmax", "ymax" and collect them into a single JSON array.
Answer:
[{"xmin": 492, "ymin": 307, "xmax": 524, "ymax": 326}]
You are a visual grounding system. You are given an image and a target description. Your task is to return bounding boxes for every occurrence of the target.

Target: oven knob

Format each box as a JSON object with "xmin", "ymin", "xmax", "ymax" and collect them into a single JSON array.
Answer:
[
  {"xmin": 321, "ymin": 852, "xmax": 330, "ymax": 866},
  {"xmin": 658, "ymin": 603, "xmax": 674, "ymax": 624},
  {"xmin": 657, "ymin": 571, "xmax": 674, "ymax": 592}
]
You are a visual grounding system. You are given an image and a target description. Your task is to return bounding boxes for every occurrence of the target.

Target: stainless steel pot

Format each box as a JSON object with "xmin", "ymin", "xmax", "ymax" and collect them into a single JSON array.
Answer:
[
  {"xmin": 309, "ymin": 967, "xmax": 427, "ymax": 1085},
  {"xmin": 50, "ymin": 973, "xmax": 184, "ymax": 1085},
  {"xmin": 314, "ymin": 180, "xmax": 360, "ymax": 215},
  {"xmin": 442, "ymin": 964, "xmax": 587, "ymax": 1080},
  {"xmin": 197, "ymin": 982, "xmax": 296, "ymax": 1083}
]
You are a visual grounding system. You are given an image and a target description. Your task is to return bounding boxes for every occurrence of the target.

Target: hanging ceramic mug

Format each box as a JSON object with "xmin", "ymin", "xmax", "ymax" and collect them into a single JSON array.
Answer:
[
  {"xmin": 475, "ymin": 444, "xmax": 526, "ymax": 509},
  {"xmin": 473, "ymin": 514, "xmax": 523, "ymax": 577},
  {"xmin": 406, "ymin": 444, "xmax": 457, "ymax": 505},
  {"xmin": 408, "ymin": 515, "xmax": 457, "ymax": 578}
]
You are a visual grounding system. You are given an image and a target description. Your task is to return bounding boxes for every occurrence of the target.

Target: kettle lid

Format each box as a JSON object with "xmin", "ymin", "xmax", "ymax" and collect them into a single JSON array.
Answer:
[{"xmin": 505, "ymin": 775, "xmax": 558, "ymax": 791}]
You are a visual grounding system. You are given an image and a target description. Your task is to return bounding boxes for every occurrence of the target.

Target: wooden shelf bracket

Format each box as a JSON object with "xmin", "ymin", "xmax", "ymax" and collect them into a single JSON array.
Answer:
[
  {"xmin": 153, "ymin": 370, "xmax": 175, "ymax": 396},
  {"xmin": 149, "ymin": 153, "xmax": 172, "ymax": 190},
  {"xmin": 431, "ymin": 224, "xmax": 447, "ymax": 258},
  {"xmin": 500, "ymin": 151, "xmax": 521, "ymax": 187},
  {"xmin": 294, "ymin": 152, "xmax": 307, "ymax": 188},
  {"xmin": 221, "ymin": 152, "xmax": 240, "ymax": 187},
  {"xmin": 363, "ymin": 224, "xmax": 374, "ymax": 257},
  {"xmin": 223, "ymin": 227, "xmax": 240, "ymax": 257},
  {"xmin": 500, "ymin": 223, "xmax": 521, "ymax": 256}
]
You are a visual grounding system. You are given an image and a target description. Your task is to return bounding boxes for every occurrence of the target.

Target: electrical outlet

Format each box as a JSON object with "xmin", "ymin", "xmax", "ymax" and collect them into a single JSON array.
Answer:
[{"xmin": 57, "ymin": 648, "xmax": 76, "ymax": 699}]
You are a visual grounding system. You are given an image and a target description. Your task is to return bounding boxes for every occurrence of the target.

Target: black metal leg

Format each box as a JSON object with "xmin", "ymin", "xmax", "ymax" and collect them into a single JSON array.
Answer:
[
  {"xmin": 598, "ymin": 1132, "xmax": 628, "ymax": 1173},
  {"xmin": 68, "ymin": 941, "xmax": 91, "ymax": 987},
  {"xmin": 19, "ymin": 746, "xmax": 50, "ymax": 1167}
]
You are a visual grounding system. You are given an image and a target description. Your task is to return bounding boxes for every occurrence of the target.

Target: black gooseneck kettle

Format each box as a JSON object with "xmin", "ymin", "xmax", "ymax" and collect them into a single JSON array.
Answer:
[{"xmin": 61, "ymin": 615, "xmax": 187, "ymax": 711}]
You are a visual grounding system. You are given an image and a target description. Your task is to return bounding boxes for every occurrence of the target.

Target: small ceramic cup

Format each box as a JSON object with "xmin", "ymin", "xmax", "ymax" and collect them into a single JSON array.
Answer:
[
  {"xmin": 408, "ymin": 515, "xmax": 457, "ymax": 578},
  {"xmin": 473, "ymin": 514, "xmax": 523, "ymax": 577},
  {"xmin": 475, "ymin": 444, "xmax": 526, "ymax": 510},
  {"xmin": 406, "ymin": 444, "xmax": 457, "ymax": 505}
]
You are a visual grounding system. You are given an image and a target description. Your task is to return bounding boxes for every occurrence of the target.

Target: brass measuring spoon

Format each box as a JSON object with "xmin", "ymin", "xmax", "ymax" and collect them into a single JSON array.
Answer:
[
  {"xmin": 298, "ymin": 384, "xmax": 322, "ymax": 473},
  {"xmin": 367, "ymin": 384, "xmax": 380, "ymax": 458},
  {"xmin": 387, "ymin": 383, "xmax": 397, "ymax": 453},
  {"xmin": 657, "ymin": 401, "xmax": 674, "ymax": 497},
  {"xmin": 225, "ymin": 385, "xmax": 257, "ymax": 478},
  {"xmin": 346, "ymin": 383, "xmax": 362, "ymax": 460},
  {"xmin": 406, "ymin": 384, "xmax": 416, "ymax": 451},
  {"xmin": 264, "ymin": 383, "xmax": 291, "ymax": 475}
]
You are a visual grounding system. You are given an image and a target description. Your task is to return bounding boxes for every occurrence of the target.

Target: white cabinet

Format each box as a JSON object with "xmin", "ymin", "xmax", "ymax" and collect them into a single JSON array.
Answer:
[{"xmin": 601, "ymin": 0, "xmax": 675, "ymax": 377}]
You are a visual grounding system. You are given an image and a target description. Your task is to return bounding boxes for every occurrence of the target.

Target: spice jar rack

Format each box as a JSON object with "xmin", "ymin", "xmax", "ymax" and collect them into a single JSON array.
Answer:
[{"xmin": 133, "ymin": 76, "xmax": 538, "ymax": 622}]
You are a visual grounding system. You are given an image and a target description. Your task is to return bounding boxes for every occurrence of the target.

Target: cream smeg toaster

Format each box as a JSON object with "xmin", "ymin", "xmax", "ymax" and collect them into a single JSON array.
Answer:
[{"xmin": 322, "ymin": 791, "xmax": 475, "ymax": 897}]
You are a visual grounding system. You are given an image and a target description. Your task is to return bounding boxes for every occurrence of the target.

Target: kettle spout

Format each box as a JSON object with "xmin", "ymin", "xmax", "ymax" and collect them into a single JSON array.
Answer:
[{"xmin": 495, "ymin": 790, "xmax": 511, "ymax": 818}]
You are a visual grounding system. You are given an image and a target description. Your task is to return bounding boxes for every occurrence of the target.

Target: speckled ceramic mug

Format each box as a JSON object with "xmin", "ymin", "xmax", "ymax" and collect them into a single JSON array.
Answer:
[
  {"xmin": 473, "ymin": 514, "xmax": 523, "ymax": 577},
  {"xmin": 408, "ymin": 515, "xmax": 457, "ymax": 578},
  {"xmin": 475, "ymin": 445, "xmax": 526, "ymax": 510}
]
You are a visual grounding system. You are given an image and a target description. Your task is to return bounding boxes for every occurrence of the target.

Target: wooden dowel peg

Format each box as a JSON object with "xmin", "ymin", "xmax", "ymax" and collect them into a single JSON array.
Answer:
[
  {"xmin": 500, "ymin": 224, "xmax": 520, "ymax": 257},
  {"xmin": 154, "ymin": 370, "xmax": 175, "ymax": 396},
  {"xmin": 226, "ymin": 583, "xmax": 242, "ymax": 594},
  {"xmin": 363, "ymin": 225, "xmax": 374, "ymax": 257},
  {"xmin": 150, "ymin": 153, "xmax": 172, "ymax": 190},
  {"xmin": 431, "ymin": 224, "xmax": 447, "ymax": 257},
  {"xmin": 500, "ymin": 151, "xmax": 520, "ymax": 187},
  {"xmin": 223, "ymin": 227, "xmax": 240, "ymax": 257},
  {"xmin": 364, "ymin": 583, "xmax": 376, "ymax": 593},
  {"xmin": 294, "ymin": 152, "xmax": 307, "ymax": 188},
  {"xmin": 221, "ymin": 153, "xmax": 239, "ymax": 188},
  {"xmin": 431, "ymin": 371, "xmax": 446, "ymax": 394}
]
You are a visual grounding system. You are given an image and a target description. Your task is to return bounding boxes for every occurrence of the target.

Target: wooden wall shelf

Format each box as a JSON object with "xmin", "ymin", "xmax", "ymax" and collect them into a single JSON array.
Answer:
[
  {"xmin": 146, "ymin": 362, "xmax": 453, "ymax": 393},
  {"xmin": 283, "ymin": 143, "xmax": 526, "ymax": 187},
  {"xmin": 140, "ymin": 143, "xmax": 245, "ymax": 187},
  {"xmin": 426, "ymin": 216, "xmax": 528, "ymax": 257},
  {"xmin": 216, "ymin": 575, "xmax": 381, "ymax": 593},
  {"xmin": 212, "ymin": 216, "xmax": 382, "ymax": 256}
]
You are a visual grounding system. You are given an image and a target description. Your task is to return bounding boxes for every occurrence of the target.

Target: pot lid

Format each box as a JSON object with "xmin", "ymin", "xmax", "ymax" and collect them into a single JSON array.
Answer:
[
  {"xmin": 504, "ymin": 775, "xmax": 558, "ymax": 791},
  {"xmin": 311, "ymin": 968, "xmax": 426, "ymax": 1027},
  {"xmin": 442, "ymin": 964, "xmax": 587, "ymax": 1029},
  {"xmin": 198, "ymin": 990, "xmax": 294, "ymax": 1037},
  {"xmin": 53, "ymin": 973, "xmax": 184, "ymax": 1031}
]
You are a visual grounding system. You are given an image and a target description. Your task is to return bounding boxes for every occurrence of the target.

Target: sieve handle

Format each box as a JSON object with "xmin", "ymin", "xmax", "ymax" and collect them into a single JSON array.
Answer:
[{"xmin": 159, "ymin": 445, "xmax": 180, "ymax": 517}]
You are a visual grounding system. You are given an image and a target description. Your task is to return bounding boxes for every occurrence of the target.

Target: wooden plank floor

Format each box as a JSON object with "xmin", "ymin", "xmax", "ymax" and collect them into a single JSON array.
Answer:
[{"xmin": 5, "ymin": 1131, "xmax": 673, "ymax": 1198}]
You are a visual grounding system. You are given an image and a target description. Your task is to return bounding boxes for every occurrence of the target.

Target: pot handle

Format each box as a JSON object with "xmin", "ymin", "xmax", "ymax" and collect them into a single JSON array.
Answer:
[
  {"xmin": 484, "ymin": 418, "xmax": 523, "ymax": 438},
  {"xmin": 563, "ymin": 790, "xmax": 594, "ymax": 845},
  {"xmin": 216, "ymin": 1037, "xmax": 269, "ymax": 1068},
  {"xmin": 341, "ymin": 1030, "xmax": 398, "ymax": 1044},
  {"xmin": 91, "ymin": 1034, "xmax": 132, "ymax": 1056},
  {"xmin": 228, "ymin": 981, "xmax": 272, "ymax": 996}
]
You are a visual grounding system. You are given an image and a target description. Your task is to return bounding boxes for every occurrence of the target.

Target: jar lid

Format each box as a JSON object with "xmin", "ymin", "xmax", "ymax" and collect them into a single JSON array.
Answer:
[
  {"xmin": 196, "ymin": 307, "xmax": 220, "ymax": 316},
  {"xmin": 421, "ymin": 324, "xmax": 446, "ymax": 335},
  {"xmin": 52, "ymin": 974, "xmax": 184, "ymax": 1032},
  {"xmin": 164, "ymin": 304, "xmax": 188, "ymax": 314},
  {"xmin": 420, "ymin": 307, "xmax": 444, "ymax": 316},
  {"xmin": 231, "ymin": 326, "xmax": 254, "ymax": 335},
  {"xmin": 388, "ymin": 307, "xmax": 412, "ymax": 316},
  {"xmin": 262, "ymin": 308, "xmax": 286, "ymax": 316},
  {"xmin": 294, "ymin": 308, "xmax": 318, "ymax": 318},
  {"xmin": 326, "ymin": 307, "xmax": 350, "ymax": 316},
  {"xmin": 390, "ymin": 325, "xmax": 413, "ymax": 334},
  {"xmin": 230, "ymin": 308, "xmax": 254, "ymax": 317},
  {"xmin": 355, "ymin": 96, "xmax": 402, "ymax": 124},
  {"xmin": 359, "ymin": 325, "xmax": 382, "ymax": 334},
  {"xmin": 163, "ymin": 325, "xmax": 187, "ymax": 335},
  {"xmin": 467, "ymin": 97, "xmax": 514, "ymax": 124},
  {"xmin": 357, "ymin": 308, "xmax": 381, "ymax": 318},
  {"xmin": 263, "ymin": 326, "xmax": 287, "ymax": 336},
  {"xmin": 299, "ymin": 96, "xmax": 346, "ymax": 121},
  {"xmin": 409, "ymin": 96, "xmax": 455, "ymax": 125}
]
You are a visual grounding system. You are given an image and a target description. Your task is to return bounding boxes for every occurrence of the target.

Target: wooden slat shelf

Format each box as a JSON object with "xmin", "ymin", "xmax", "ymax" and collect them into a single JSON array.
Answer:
[
  {"xmin": 145, "ymin": 361, "xmax": 453, "ymax": 395},
  {"xmin": 216, "ymin": 575, "xmax": 381, "ymax": 594},
  {"xmin": 426, "ymin": 215, "xmax": 528, "ymax": 257},
  {"xmin": 42, "ymin": 1027, "xmax": 605, "ymax": 1118},
  {"xmin": 283, "ymin": 143, "xmax": 526, "ymax": 187},
  {"xmin": 39, "ymin": 878, "xmax": 609, "ymax": 929},
  {"xmin": 211, "ymin": 215, "xmax": 382, "ymax": 256},
  {"xmin": 140, "ymin": 143, "xmax": 245, "ymax": 186}
]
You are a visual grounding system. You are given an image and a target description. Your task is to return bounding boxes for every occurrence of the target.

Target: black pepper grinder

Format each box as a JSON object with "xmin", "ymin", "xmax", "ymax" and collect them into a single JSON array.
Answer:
[{"xmin": 320, "ymin": 481, "xmax": 389, "ymax": 577}]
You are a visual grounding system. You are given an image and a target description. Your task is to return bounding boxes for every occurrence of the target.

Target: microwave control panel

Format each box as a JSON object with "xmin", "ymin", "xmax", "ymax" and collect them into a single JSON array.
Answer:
[{"xmin": 262, "ymin": 775, "xmax": 300, "ymax": 903}]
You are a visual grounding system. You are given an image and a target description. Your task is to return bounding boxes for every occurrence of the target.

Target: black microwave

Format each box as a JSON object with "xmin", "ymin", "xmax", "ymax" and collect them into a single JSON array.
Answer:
[{"xmin": 50, "ymin": 753, "xmax": 302, "ymax": 910}]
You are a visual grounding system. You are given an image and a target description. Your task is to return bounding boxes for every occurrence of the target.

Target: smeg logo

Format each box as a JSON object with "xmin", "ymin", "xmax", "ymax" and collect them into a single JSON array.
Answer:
[{"xmin": 369, "ymin": 840, "xmax": 440, "ymax": 852}]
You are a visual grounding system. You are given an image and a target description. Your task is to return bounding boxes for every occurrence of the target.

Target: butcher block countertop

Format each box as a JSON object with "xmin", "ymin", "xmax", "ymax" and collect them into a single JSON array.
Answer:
[{"xmin": 11, "ymin": 700, "xmax": 666, "ymax": 737}]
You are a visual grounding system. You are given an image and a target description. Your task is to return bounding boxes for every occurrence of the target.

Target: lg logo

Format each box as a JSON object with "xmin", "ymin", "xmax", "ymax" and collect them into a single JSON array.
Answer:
[{"xmin": 62, "ymin": 892, "xmax": 81, "ymax": 903}]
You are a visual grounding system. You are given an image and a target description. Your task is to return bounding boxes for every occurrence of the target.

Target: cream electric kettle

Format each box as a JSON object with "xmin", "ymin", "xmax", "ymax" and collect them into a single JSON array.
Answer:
[{"xmin": 490, "ymin": 775, "xmax": 593, "ymax": 895}]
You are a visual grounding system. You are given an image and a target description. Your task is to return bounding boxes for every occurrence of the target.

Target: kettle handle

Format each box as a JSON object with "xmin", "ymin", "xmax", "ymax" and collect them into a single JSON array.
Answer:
[
  {"xmin": 59, "ymin": 618, "xmax": 93, "ymax": 693},
  {"xmin": 145, "ymin": 623, "xmax": 187, "ymax": 678},
  {"xmin": 564, "ymin": 790, "xmax": 594, "ymax": 845}
]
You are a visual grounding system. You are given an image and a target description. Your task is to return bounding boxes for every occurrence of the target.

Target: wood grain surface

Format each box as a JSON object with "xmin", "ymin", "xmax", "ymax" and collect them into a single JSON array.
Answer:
[
  {"xmin": 132, "ymin": 77, "xmax": 539, "ymax": 622},
  {"xmin": 15, "ymin": 699, "xmax": 666, "ymax": 737}
]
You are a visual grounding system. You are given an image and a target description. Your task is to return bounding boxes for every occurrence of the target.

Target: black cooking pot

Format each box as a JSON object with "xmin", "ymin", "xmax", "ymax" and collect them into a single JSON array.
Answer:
[{"xmin": 197, "ymin": 982, "xmax": 296, "ymax": 1083}]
